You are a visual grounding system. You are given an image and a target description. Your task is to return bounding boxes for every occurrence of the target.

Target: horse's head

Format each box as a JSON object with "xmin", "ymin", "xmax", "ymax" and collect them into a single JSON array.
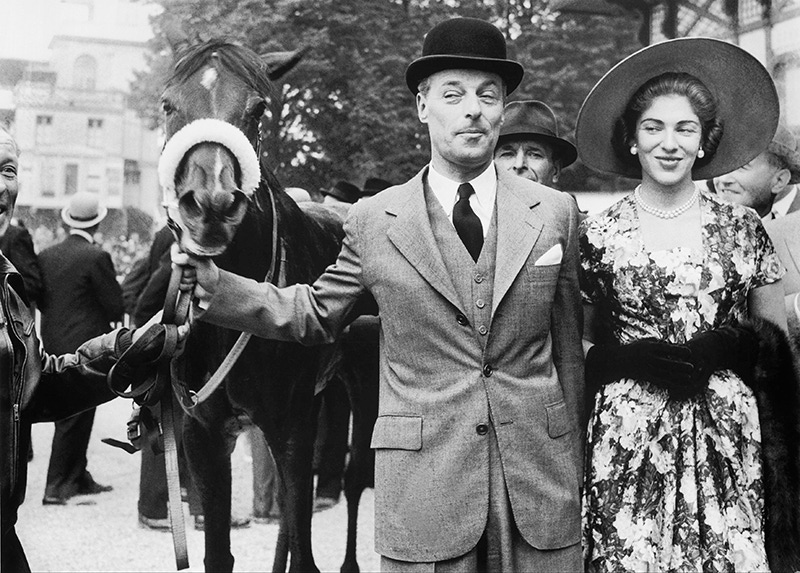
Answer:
[{"xmin": 158, "ymin": 39, "xmax": 303, "ymax": 257}]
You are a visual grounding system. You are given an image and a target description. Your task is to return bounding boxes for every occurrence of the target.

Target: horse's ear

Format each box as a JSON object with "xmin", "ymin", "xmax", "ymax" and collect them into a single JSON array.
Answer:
[
  {"xmin": 163, "ymin": 19, "xmax": 192, "ymax": 58},
  {"xmin": 261, "ymin": 47, "xmax": 309, "ymax": 81}
]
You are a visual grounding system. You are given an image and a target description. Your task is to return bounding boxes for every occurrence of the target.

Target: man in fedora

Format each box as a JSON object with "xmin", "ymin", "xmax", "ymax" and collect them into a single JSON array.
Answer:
[
  {"xmin": 174, "ymin": 16, "xmax": 584, "ymax": 571},
  {"xmin": 361, "ymin": 177, "xmax": 393, "ymax": 198},
  {"xmin": 494, "ymin": 100, "xmax": 577, "ymax": 189},
  {"xmin": 39, "ymin": 191, "xmax": 124, "ymax": 505},
  {"xmin": 715, "ymin": 123, "xmax": 800, "ymax": 221},
  {"xmin": 322, "ymin": 180, "xmax": 361, "ymax": 206}
]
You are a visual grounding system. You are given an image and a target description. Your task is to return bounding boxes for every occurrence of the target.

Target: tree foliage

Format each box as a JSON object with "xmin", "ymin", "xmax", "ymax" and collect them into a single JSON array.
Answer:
[{"xmin": 130, "ymin": 0, "xmax": 643, "ymax": 192}]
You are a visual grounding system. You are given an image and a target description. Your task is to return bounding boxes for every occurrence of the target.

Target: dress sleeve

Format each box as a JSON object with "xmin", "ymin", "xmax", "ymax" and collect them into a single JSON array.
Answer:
[{"xmin": 750, "ymin": 215, "xmax": 786, "ymax": 289}]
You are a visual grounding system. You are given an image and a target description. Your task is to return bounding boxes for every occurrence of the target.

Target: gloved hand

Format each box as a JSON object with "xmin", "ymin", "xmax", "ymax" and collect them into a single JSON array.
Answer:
[
  {"xmin": 585, "ymin": 339, "xmax": 695, "ymax": 399},
  {"xmin": 684, "ymin": 325, "xmax": 759, "ymax": 391}
]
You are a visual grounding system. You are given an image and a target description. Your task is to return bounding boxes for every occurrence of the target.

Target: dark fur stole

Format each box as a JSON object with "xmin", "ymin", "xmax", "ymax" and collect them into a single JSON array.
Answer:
[{"xmin": 740, "ymin": 318, "xmax": 800, "ymax": 572}]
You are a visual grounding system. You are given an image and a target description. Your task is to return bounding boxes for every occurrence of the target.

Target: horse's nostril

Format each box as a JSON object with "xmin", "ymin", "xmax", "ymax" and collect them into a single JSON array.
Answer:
[
  {"xmin": 227, "ymin": 192, "xmax": 248, "ymax": 220},
  {"xmin": 179, "ymin": 191, "xmax": 202, "ymax": 219}
]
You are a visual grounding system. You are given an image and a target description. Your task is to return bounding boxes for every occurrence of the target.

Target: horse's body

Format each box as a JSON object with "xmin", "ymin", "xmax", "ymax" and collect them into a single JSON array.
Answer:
[{"xmin": 159, "ymin": 39, "xmax": 375, "ymax": 572}]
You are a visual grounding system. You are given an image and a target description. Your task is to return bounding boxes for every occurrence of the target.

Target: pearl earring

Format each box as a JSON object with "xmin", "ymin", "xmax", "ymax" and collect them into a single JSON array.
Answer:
[
  {"xmin": 630, "ymin": 146, "xmax": 638, "ymax": 156},
  {"xmin": 697, "ymin": 148, "xmax": 705, "ymax": 159}
]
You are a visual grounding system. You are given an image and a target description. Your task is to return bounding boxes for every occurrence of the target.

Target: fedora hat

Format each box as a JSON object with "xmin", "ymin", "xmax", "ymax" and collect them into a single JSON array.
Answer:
[
  {"xmin": 768, "ymin": 124, "xmax": 800, "ymax": 184},
  {"xmin": 362, "ymin": 177, "xmax": 392, "ymax": 197},
  {"xmin": 405, "ymin": 17, "xmax": 524, "ymax": 95},
  {"xmin": 61, "ymin": 191, "xmax": 108, "ymax": 229},
  {"xmin": 497, "ymin": 101, "xmax": 578, "ymax": 167},
  {"xmin": 323, "ymin": 180, "xmax": 361, "ymax": 204},
  {"xmin": 575, "ymin": 38, "xmax": 779, "ymax": 181}
]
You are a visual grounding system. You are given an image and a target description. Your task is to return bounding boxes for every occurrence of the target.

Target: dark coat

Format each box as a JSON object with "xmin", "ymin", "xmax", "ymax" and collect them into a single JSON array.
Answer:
[
  {"xmin": 0, "ymin": 253, "xmax": 119, "ymax": 537},
  {"xmin": 39, "ymin": 234, "xmax": 123, "ymax": 355},
  {"xmin": 121, "ymin": 226, "xmax": 174, "ymax": 319},
  {"xmin": 0, "ymin": 225, "xmax": 43, "ymax": 307}
]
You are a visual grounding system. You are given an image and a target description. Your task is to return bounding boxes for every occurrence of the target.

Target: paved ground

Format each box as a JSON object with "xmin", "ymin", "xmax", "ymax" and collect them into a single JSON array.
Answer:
[{"xmin": 16, "ymin": 397, "xmax": 380, "ymax": 572}]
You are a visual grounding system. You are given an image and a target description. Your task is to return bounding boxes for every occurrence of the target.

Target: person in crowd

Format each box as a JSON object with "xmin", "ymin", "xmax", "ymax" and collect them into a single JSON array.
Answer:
[
  {"xmin": 0, "ymin": 222, "xmax": 43, "ymax": 309},
  {"xmin": 0, "ymin": 124, "xmax": 179, "ymax": 572},
  {"xmin": 39, "ymin": 191, "xmax": 124, "ymax": 505},
  {"xmin": 173, "ymin": 17, "xmax": 584, "ymax": 571},
  {"xmin": 576, "ymin": 38, "xmax": 800, "ymax": 571},
  {"xmin": 361, "ymin": 177, "xmax": 393, "ymax": 198},
  {"xmin": 766, "ymin": 209, "xmax": 800, "ymax": 342},
  {"xmin": 121, "ymin": 224, "xmax": 174, "ymax": 319},
  {"xmin": 715, "ymin": 123, "xmax": 800, "ymax": 220},
  {"xmin": 321, "ymin": 180, "xmax": 361, "ymax": 206},
  {"xmin": 493, "ymin": 100, "xmax": 577, "ymax": 189}
]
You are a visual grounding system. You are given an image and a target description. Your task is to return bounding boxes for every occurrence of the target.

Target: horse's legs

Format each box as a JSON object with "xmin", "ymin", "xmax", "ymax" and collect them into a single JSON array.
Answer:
[
  {"xmin": 340, "ymin": 334, "xmax": 380, "ymax": 573},
  {"xmin": 184, "ymin": 413, "xmax": 236, "ymax": 572}
]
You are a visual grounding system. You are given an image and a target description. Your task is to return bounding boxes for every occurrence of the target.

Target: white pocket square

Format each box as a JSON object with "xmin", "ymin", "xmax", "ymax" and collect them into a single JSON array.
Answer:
[{"xmin": 534, "ymin": 244, "xmax": 563, "ymax": 266}]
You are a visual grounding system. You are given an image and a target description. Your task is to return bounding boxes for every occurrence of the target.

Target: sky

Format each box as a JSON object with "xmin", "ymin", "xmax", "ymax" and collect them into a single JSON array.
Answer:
[{"xmin": 1, "ymin": 0, "xmax": 159, "ymax": 62}]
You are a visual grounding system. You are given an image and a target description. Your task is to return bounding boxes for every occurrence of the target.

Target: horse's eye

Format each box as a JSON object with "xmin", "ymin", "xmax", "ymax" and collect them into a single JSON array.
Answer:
[
  {"xmin": 250, "ymin": 100, "xmax": 267, "ymax": 119},
  {"xmin": 162, "ymin": 100, "xmax": 175, "ymax": 115}
]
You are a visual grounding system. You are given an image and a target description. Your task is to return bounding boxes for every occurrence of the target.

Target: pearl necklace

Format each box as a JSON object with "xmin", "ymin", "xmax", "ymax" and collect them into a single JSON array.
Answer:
[{"xmin": 634, "ymin": 186, "xmax": 699, "ymax": 219}]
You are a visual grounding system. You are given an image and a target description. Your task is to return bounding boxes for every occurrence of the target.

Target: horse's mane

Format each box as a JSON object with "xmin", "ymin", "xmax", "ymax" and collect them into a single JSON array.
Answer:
[{"xmin": 167, "ymin": 39, "xmax": 276, "ymax": 102}]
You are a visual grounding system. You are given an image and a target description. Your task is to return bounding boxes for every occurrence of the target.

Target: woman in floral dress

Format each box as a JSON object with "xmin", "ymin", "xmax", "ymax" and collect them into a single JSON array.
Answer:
[{"xmin": 575, "ymin": 38, "xmax": 793, "ymax": 572}]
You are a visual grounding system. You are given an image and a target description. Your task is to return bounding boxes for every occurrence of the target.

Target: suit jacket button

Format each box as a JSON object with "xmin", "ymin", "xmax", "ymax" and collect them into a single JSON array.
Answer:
[
  {"xmin": 475, "ymin": 299, "xmax": 485, "ymax": 309},
  {"xmin": 478, "ymin": 325, "xmax": 488, "ymax": 335},
  {"xmin": 482, "ymin": 364, "xmax": 493, "ymax": 377},
  {"xmin": 456, "ymin": 313, "xmax": 468, "ymax": 326},
  {"xmin": 474, "ymin": 273, "xmax": 484, "ymax": 284},
  {"xmin": 476, "ymin": 423, "xmax": 489, "ymax": 435}
]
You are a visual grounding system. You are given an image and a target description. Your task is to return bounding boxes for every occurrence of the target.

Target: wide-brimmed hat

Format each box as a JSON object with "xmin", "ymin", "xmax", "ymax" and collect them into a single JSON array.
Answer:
[
  {"xmin": 575, "ymin": 38, "xmax": 779, "ymax": 181},
  {"xmin": 497, "ymin": 101, "xmax": 578, "ymax": 167},
  {"xmin": 405, "ymin": 17, "xmax": 524, "ymax": 95},
  {"xmin": 362, "ymin": 177, "xmax": 392, "ymax": 197},
  {"xmin": 769, "ymin": 124, "xmax": 800, "ymax": 184},
  {"xmin": 322, "ymin": 180, "xmax": 361, "ymax": 204},
  {"xmin": 61, "ymin": 191, "xmax": 108, "ymax": 229}
]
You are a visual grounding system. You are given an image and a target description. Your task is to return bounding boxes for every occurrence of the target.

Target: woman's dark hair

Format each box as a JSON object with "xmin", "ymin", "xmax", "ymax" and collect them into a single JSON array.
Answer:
[{"xmin": 611, "ymin": 72, "xmax": 724, "ymax": 172}]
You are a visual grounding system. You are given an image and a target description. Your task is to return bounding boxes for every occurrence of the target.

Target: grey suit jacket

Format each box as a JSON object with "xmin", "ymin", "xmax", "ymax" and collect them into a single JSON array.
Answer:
[
  {"xmin": 765, "ymin": 210, "xmax": 800, "ymax": 339},
  {"xmin": 201, "ymin": 167, "xmax": 585, "ymax": 561}
]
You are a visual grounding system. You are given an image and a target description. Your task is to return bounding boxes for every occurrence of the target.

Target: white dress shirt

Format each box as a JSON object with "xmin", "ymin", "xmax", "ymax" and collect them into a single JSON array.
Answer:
[{"xmin": 427, "ymin": 162, "xmax": 497, "ymax": 238}]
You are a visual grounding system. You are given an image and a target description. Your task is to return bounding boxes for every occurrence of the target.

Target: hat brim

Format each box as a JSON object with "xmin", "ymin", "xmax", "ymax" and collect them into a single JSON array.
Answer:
[
  {"xmin": 496, "ymin": 131, "xmax": 578, "ymax": 168},
  {"xmin": 575, "ymin": 38, "xmax": 779, "ymax": 181},
  {"xmin": 61, "ymin": 205, "xmax": 108, "ymax": 229},
  {"xmin": 406, "ymin": 55, "xmax": 524, "ymax": 95}
]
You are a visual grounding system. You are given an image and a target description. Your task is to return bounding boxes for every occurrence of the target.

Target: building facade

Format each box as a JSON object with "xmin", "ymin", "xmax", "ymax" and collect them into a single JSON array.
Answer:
[{"xmin": 7, "ymin": 0, "xmax": 161, "ymax": 223}]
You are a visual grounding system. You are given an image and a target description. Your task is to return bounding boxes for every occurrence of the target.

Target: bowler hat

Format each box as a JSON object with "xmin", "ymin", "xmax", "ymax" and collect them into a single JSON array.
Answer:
[
  {"xmin": 61, "ymin": 191, "xmax": 108, "ymax": 229},
  {"xmin": 497, "ymin": 101, "xmax": 578, "ymax": 168},
  {"xmin": 405, "ymin": 17, "xmax": 524, "ymax": 95},
  {"xmin": 362, "ymin": 178, "xmax": 392, "ymax": 197},
  {"xmin": 323, "ymin": 180, "xmax": 361, "ymax": 204},
  {"xmin": 576, "ymin": 37, "xmax": 779, "ymax": 181},
  {"xmin": 768, "ymin": 124, "xmax": 800, "ymax": 184}
]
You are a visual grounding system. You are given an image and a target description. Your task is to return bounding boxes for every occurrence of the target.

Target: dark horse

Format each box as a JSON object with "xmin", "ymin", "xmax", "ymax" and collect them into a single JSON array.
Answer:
[{"xmin": 159, "ymin": 39, "xmax": 376, "ymax": 572}]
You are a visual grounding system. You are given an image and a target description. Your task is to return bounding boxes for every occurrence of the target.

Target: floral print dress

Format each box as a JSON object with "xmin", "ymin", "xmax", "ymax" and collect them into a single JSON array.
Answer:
[{"xmin": 579, "ymin": 192, "xmax": 785, "ymax": 572}]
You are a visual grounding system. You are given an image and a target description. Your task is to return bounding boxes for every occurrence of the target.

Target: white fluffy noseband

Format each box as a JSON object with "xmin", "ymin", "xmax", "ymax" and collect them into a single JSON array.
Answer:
[{"xmin": 158, "ymin": 119, "xmax": 261, "ymax": 207}]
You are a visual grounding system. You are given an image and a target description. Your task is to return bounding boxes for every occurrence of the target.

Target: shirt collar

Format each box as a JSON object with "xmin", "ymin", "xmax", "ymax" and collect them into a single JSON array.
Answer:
[
  {"xmin": 771, "ymin": 186, "xmax": 797, "ymax": 218},
  {"xmin": 427, "ymin": 162, "xmax": 497, "ymax": 213},
  {"xmin": 69, "ymin": 228, "xmax": 95, "ymax": 243}
]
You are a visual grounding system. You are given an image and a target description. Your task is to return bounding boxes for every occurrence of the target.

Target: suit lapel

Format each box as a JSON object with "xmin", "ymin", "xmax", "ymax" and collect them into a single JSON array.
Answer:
[
  {"xmin": 386, "ymin": 169, "xmax": 464, "ymax": 312},
  {"xmin": 492, "ymin": 177, "xmax": 543, "ymax": 316}
]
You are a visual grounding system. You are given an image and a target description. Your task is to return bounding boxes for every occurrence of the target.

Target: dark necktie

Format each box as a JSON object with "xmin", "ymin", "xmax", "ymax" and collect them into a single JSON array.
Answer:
[{"xmin": 453, "ymin": 182, "xmax": 483, "ymax": 262}]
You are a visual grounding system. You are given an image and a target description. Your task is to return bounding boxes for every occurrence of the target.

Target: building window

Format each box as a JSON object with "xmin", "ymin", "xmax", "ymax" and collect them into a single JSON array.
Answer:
[
  {"xmin": 74, "ymin": 54, "xmax": 97, "ymax": 90},
  {"xmin": 40, "ymin": 161, "xmax": 55, "ymax": 197},
  {"xmin": 64, "ymin": 163, "xmax": 79, "ymax": 195},
  {"xmin": 124, "ymin": 159, "xmax": 140, "ymax": 185},
  {"xmin": 107, "ymin": 167, "xmax": 121, "ymax": 196},
  {"xmin": 35, "ymin": 115, "xmax": 53, "ymax": 146},
  {"xmin": 87, "ymin": 118, "xmax": 103, "ymax": 148}
]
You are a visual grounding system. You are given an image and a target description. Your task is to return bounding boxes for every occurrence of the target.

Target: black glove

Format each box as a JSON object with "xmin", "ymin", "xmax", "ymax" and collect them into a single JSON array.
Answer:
[
  {"xmin": 684, "ymin": 325, "xmax": 759, "ymax": 391},
  {"xmin": 108, "ymin": 324, "xmax": 180, "ymax": 404},
  {"xmin": 585, "ymin": 339, "xmax": 695, "ymax": 399}
]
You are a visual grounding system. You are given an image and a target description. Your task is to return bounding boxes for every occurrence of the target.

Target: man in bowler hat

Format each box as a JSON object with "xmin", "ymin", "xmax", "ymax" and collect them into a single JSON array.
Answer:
[
  {"xmin": 175, "ymin": 17, "xmax": 584, "ymax": 571},
  {"xmin": 39, "ymin": 191, "xmax": 124, "ymax": 504},
  {"xmin": 493, "ymin": 100, "xmax": 577, "ymax": 189}
]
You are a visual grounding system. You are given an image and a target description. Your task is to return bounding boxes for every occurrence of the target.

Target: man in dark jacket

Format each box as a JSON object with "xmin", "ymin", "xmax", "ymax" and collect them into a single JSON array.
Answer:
[
  {"xmin": 0, "ymin": 222, "xmax": 43, "ymax": 308},
  {"xmin": 0, "ymin": 125, "xmax": 170, "ymax": 571},
  {"xmin": 39, "ymin": 191, "xmax": 124, "ymax": 504}
]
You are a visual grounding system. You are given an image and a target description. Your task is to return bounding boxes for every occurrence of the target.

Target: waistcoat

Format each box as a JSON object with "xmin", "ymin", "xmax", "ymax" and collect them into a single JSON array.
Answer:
[{"xmin": 424, "ymin": 183, "xmax": 497, "ymax": 350}]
